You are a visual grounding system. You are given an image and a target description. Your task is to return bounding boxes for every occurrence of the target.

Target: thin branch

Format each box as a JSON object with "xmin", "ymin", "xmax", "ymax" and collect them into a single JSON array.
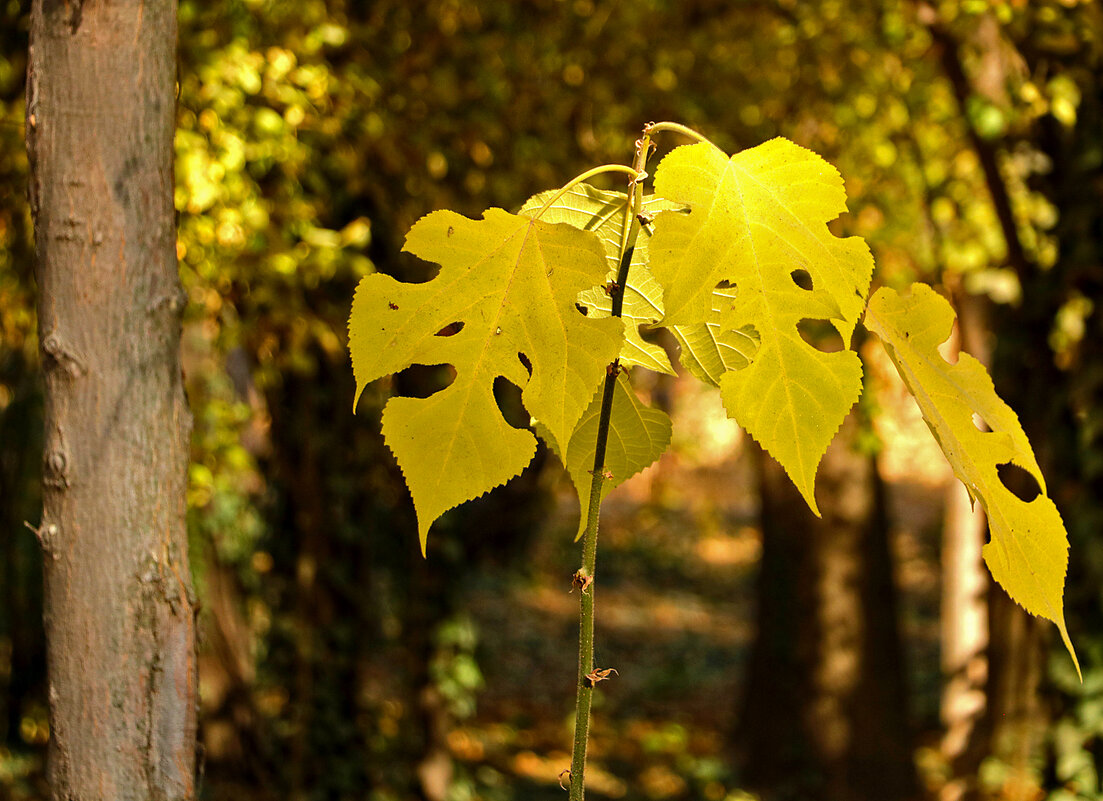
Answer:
[{"xmin": 918, "ymin": 3, "xmax": 1031, "ymax": 274}]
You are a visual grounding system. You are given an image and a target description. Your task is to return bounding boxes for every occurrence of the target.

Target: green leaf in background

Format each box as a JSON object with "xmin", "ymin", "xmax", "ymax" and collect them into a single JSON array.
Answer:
[
  {"xmin": 349, "ymin": 208, "xmax": 621, "ymax": 551},
  {"xmin": 520, "ymin": 183, "xmax": 683, "ymax": 375},
  {"xmin": 649, "ymin": 139, "xmax": 873, "ymax": 513},
  {"xmin": 537, "ymin": 372, "xmax": 672, "ymax": 540},
  {"xmin": 865, "ymin": 283, "xmax": 1079, "ymax": 678}
]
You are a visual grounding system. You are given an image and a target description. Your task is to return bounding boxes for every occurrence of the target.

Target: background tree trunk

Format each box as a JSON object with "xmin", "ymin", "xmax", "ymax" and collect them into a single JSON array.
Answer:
[
  {"xmin": 26, "ymin": 1, "xmax": 197, "ymax": 798},
  {"xmin": 738, "ymin": 412, "xmax": 916, "ymax": 801},
  {"xmin": 938, "ymin": 285, "xmax": 992, "ymax": 801},
  {"xmin": 924, "ymin": 11, "xmax": 1077, "ymax": 795}
]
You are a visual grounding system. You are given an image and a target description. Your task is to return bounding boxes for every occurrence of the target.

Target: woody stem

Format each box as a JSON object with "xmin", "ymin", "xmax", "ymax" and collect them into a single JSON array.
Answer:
[{"xmin": 567, "ymin": 128, "xmax": 651, "ymax": 801}]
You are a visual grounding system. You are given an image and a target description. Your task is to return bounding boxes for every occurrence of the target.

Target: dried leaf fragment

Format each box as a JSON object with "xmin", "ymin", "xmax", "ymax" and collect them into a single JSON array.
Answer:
[
  {"xmin": 571, "ymin": 570, "xmax": 593, "ymax": 594},
  {"xmin": 585, "ymin": 667, "xmax": 619, "ymax": 687}
]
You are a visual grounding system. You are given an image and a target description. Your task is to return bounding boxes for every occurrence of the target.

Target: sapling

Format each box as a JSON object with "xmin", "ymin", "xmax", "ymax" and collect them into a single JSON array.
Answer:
[{"xmin": 349, "ymin": 121, "xmax": 1078, "ymax": 799}]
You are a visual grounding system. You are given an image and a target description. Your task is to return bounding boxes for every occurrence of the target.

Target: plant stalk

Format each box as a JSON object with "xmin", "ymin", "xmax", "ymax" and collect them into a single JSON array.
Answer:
[
  {"xmin": 532, "ymin": 163, "xmax": 641, "ymax": 222},
  {"xmin": 568, "ymin": 130, "xmax": 651, "ymax": 801},
  {"xmin": 644, "ymin": 120, "xmax": 718, "ymax": 148}
]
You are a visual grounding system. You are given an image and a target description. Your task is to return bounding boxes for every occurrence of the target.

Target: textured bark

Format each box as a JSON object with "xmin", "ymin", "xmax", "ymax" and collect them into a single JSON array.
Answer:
[
  {"xmin": 26, "ymin": 1, "xmax": 197, "ymax": 799},
  {"xmin": 738, "ymin": 413, "xmax": 917, "ymax": 801}
]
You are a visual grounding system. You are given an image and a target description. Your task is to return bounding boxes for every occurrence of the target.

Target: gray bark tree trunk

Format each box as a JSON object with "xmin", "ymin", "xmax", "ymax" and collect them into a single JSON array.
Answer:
[{"xmin": 26, "ymin": 1, "xmax": 197, "ymax": 798}]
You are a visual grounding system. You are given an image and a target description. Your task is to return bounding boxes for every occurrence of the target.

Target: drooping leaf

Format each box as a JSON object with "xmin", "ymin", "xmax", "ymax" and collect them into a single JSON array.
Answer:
[
  {"xmin": 865, "ymin": 283, "xmax": 1079, "ymax": 677},
  {"xmin": 650, "ymin": 139, "xmax": 874, "ymax": 512},
  {"xmin": 520, "ymin": 183, "xmax": 683, "ymax": 375},
  {"xmin": 537, "ymin": 372, "xmax": 672, "ymax": 540},
  {"xmin": 349, "ymin": 208, "xmax": 622, "ymax": 551}
]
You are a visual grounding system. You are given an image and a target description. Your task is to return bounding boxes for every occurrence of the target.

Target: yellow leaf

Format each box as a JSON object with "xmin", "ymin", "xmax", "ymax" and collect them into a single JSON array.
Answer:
[
  {"xmin": 520, "ymin": 183, "xmax": 682, "ymax": 375},
  {"xmin": 670, "ymin": 285, "xmax": 759, "ymax": 387},
  {"xmin": 537, "ymin": 372, "xmax": 672, "ymax": 540},
  {"xmin": 865, "ymin": 283, "xmax": 1079, "ymax": 678},
  {"xmin": 650, "ymin": 139, "xmax": 873, "ymax": 512},
  {"xmin": 348, "ymin": 208, "xmax": 621, "ymax": 551}
]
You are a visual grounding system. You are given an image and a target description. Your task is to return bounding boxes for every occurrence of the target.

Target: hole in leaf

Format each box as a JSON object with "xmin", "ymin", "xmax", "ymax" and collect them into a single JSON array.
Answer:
[
  {"xmin": 937, "ymin": 334, "xmax": 959, "ymax": 365},
  {"xmin": 575, "ymin": 303, "xmax": 589, "ymax": 316},
  {"xmin": 397, "ymin": 250, "xmax": 439, "ymax": 283},
  {"xmin": 797, "ymin": 318, "xmax": 845, "ymax": 353},
  {"xmin": 517, "ymin": 352, "xmax": 533, "ymax": 377},
  {"xmin": 997, "ymin": 462, "xmax": 1041, "ymax": 503},
  {"xmin": 715, "ymin": 279, "xmax": 735, "ymax": 290},
  {"xmin": 435, "ymin": 321, "xmax": 464, "ymax": 337},
  {"xmin": 972, "ymin": 412, "xmax": 990, "ymax": 432},
  {"xmin": 395, "ymin": 364, "xmax": 456, "ymax": 398},
  {"xmin": 791, "ymin": 269, "xmax": 813, "ymax": 291},
  {"xmin": 493, "ymin": 376, "xmax": 529, "ymax": 429},
  {"xmin": 637, "ymin": 322, "xmax": 666, "ymax": 346},
  {"xmin": 937, "ymin": 319, "xmax": 964, "ymax": 365}
]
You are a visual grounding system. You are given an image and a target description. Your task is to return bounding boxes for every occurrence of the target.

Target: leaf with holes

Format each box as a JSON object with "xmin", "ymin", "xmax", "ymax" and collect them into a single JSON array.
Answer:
[
  {"xmin": 349, "ymin": 208, "xmax": 622, "ymax": 551},
  {"xmin": 537, "ymin": 372, "xmax": 672, "ymax": 540},
  {"xmin": 520, "ymin": 183, "xmax": 683, "ymax": 375},
  {"xmin": 865, "ymin": 283, "xmax": 1079, "ymax": 677},
  {"xmin": 649, "ymin": 139, "xmax": 873, "ymax": 512}
]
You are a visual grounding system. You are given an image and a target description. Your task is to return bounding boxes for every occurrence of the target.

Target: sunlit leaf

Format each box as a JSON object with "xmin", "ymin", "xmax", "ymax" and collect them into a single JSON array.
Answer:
[
  {"xmin": 538, "ymin": 372, "xmax": 672, "ymax": 540},
  {"xmin": 650, "ymin": 139, "xmax": 873, "ymax": 512},
  {"xmin": 520, "ymin": 183, "xmax": 682, "ymax": 375},
  {"xmin": 865, "ymin": 283, "xmax": 1079, "ymax": 677},
  {"xmin": 349, "ymin": 208, "xmax": 621, "ymax": 550},
  {"xmin": 670, "ymin": 286, "xmax": 760, "ymax": 387}
]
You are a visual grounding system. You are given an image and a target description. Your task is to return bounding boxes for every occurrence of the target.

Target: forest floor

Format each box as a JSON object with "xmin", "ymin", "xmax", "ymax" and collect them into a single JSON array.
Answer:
[
  {"xmin": 0, "ymin": 357, "xmax": 955, "ymax": 801},
  {"xmin": 457, "ymin": 367, "xmax": 954, "ymax": 801}
]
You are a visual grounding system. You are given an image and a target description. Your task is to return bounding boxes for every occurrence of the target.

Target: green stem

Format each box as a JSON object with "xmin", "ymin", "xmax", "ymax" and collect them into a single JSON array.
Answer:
[
  {"xmin": 567, "ymin": 130, "xmax": 651, "ymax": 801},
  {"xmin": 532, "ymin": 163, "xmax": 641, "ymax": 222}
]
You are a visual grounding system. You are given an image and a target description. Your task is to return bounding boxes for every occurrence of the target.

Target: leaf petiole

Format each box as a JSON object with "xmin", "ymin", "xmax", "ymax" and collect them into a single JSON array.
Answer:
[
  {"xmin": 644, "ymin": 120, "xmax": 718, "ymax": 148},
  {"xmin": 532, "ymin": 164, "xmax": 642, "ymax": 222}
]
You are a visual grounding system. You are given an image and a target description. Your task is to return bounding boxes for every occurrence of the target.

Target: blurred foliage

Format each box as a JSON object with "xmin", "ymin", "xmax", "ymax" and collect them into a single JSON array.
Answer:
[
  {"xmin": 0, "ymin": 0, "xmax": 1101, "ymax": 799},
  {"xmin": 0, "ymin": 2, "xmax": 45, "ymax": 798},
  {"xmin": 430, "ymin": 615, "xmax": 484, "ymax": 722}
]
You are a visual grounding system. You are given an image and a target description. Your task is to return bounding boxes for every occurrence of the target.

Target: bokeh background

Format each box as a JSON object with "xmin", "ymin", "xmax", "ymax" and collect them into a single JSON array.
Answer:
[{"xmin": 1, "ymin": 1, "xmax": 1102, "ymax": 800}]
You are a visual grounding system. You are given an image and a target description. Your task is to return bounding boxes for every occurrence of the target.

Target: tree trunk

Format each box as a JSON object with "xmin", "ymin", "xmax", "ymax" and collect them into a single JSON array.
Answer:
[
  {"xmin": 738, "ymin": 412, "xmax": 916, "ymax": 801},
  {"xmin": 26, "ymin": 1, "xmax": 197, "ymax": 798},
  {"xmin": 938, "ymin": 286, "xmax": 992, "ymax": 801},
  {"xmin": 983, "ymin": 592, "xmax": 1046, "ymax": 801},
  {"xmin": 923, "ymin": 12, "xmax": 1068, "ymax": 796}
]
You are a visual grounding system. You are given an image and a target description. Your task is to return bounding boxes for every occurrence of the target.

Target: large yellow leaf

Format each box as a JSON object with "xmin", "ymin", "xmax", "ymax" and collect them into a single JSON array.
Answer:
[
  {"xmin": 865, "ymin": 283, "xmax": 1079, "ymax": 676},
  {"xmin": 537, "ymin": 372, "xmax": 672, "ymax": 540},
  {"xmin": 349, "ymin": 208, "xmax": 622, "ymax": 551},
  {"xmin": 519, "ymin": 183, "xmax": 682, "ymax": 375},
  {"xmin": 650, "ymin": 139, "xmax": 873, "ymax": 512}
]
